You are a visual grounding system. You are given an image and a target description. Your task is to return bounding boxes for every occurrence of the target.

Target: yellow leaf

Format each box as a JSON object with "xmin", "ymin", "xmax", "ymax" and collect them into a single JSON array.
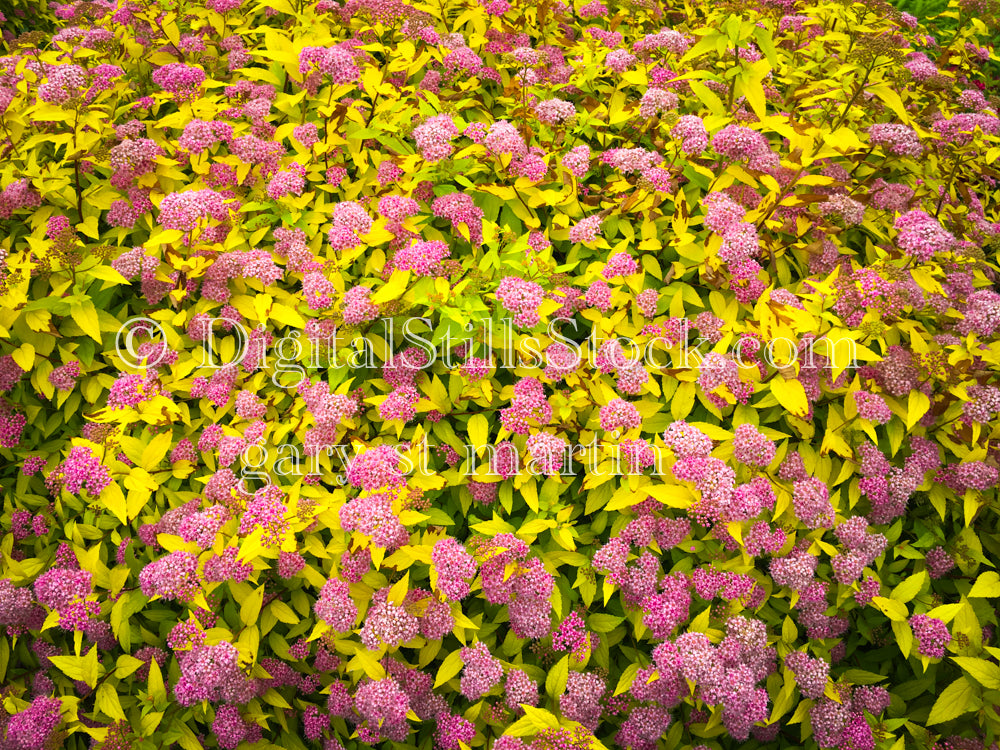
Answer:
[
  {"xmin": 96, "ymin": 682, "xmax": 126, "ymax": 721},
  {"xmin": 468, "ymin": 415, "xmax": 488, "ymax": 450},
  {"xmin": 891, "ymin": 571, "xmax": 927, "ymax": 604},
  {"xmin": 434, "ymin": 648, "xmax": 464, "ymax": 688},
  {"xmin": 606, "ymin": 485, "xmax": 646, "ymax": 511},
  {"xmin": 100, "ymin": 482, "xmax": 128, "ymax": 525},
  {"xmin": 71, "ymin": 301, "xmax": 102, "ymax": 343},
  {"xmin": 614, "ymin": 662, "xmax": 640, "ymax": 696},
  {"xmin": 608, "ymin": 90, "xmax": 629, "ymax": 125},
  {"xmin": 770, "ymin": 378, "xmax": 809, "ymax": 418},
  {"xmin": 48, "ymin": 654, "xmax": 87, "ymax": 681},
  {"xmin": 161, "ymin": 12, "xmax": 181, "ymax": 47},
  {"xmin": 140, "ymin": 431, "xmax": 173, "ymax": 471},
  {"xmin": 388, "ymin": 571, "xmax": 410, "ymax": 606},
  {"xmin": 867, "ymin": 83, "xmax": 909, "ymax": 123},
  {"xmin": 907, "ymin": 390, "xmax": 931, "ymax": 430},
  {"xmin": 646, "ymin": 484, "xmax": 695, "ymax": 509},
  {"xmin": 872, "ymin": 596, "xmax": 908, "ymax": 621},
  {"xmin": 370, "ymin": 269, "xmax": 410, "ymax": 305},
  {"xmin": 688, "ymin": 79, "xmax": 725, "ymax": 117},
  {"xmin": 521, "ymin": 478, "xmax": 539, "ymax": 513},
  {"xmin": 927, "ymin": 602, "xmax": 964, "ymax": 623},
  {"xmin": 269, "ymin": 600, "xmax": 299, "ymax": 624},
  {"xmin": 522, "ymin": 705, "xmax": 561, "ymax": 730},
  {"xmin": 12, "ymin": 343, "xmax": 34, "ymax": 371},
  {"xmin": 240, "ymin": 586, "xmax": 264, "ymax": 626},
  {"xmin": 671, "ymin": 381, "xmax": 696, "ymax": 420},
  {"xmin": 969, "ymin": 571, "xmax": 1000, "ymax": 598},
  {"xmin": 348, "ymin": 647, "xmax": 387, "ymax": 680},
  {"xmin": 927, "ymin": 676, "xmax": 978, "ymax": 724},
  {"xmin": 545, "ymin": 655, "xmax": 569, "ymax": 698}
]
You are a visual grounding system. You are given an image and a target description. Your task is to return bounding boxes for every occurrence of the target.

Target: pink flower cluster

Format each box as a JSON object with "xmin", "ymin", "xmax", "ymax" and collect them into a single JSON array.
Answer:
[
  {"xmin": 894, "ymin": 209, "xmax": 957, "ymax": 262},
  {"xmin": 44, "ymin": 446, "xmax": 111, "ymax": 497},
  {"xmin": 413, "ymin": 114, "xmax": 458, "ymax": 161},
  {"xmin": 479, "ymin": 533, "xmax": 553, "ymax": 637},
  {"xmin": 432, "ymin": 538, "xmax": 477, "ymax": 600},
  {"xmin": 314, "ymin": 578, "xmax": 357, "ymax": 631},
  {"xmin": 732, "ymin": 423, "xmax": 775, "ymax": 467},
  {"xmin": 394, "ymin": 239, "xmax": 451, "ymax": 276},
  {"xmin": 173, "ymin": 640, "xmax": 255, "ymax": 706},
  {"xmin": 151, "ymin": 63, "xmax": 206, "ymax": 99},
  {"xmin": 139, "ymin": 551, "xmax": 200, "ymax": 601},
  {"xmin": 854, "ymin": 391, "xmax": 893, "ymax": 423},
  {"xmin": 868, "ymin": 123, "xmax": 923, "ymax": 156},
  {"xmin": 910, "ymin": 614, "xmax": 950, "ymax": 658},
  {"xmin": 158, "ymin": 189, "xmax": 230, "ymax": 233},
  {"xmin": 345, "ymin": 445, "xmax": 406, "ymax": 491},
  {"xmin": 496, "ymin": 276, "xmax": 545, "ymax": 328},
  {"xmin": 459, "ymin": 641, "xmax": 503, "ymax": 699}
]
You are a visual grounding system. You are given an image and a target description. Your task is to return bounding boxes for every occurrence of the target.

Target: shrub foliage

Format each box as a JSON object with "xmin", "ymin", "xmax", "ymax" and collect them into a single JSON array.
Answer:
[{"xmin": 0, "ymin": 0, "xmax": 999, "ymax": 748}]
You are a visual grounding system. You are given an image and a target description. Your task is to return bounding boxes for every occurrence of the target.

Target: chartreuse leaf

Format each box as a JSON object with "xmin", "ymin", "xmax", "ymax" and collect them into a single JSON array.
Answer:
[
  {"xmin": 873, "ymin": 596, "xmax": 909, "ymax": 621},
  {"xmin": 952, "ymin": 657, "xmax": 1000, "ymax": 690},
  {"xmin": 546, "ymin": 655, "xmax": 569, "ymax": 698},
  {"xmin": 770, "ymin": 378, "xmax": 809, "ymax": 418},
  {"xmin": 147, "ymin": 657, "xmax": 167, "ymax": 709},
  {"xmin": 521, "ymin": 705, "xmax": 560, "ymax": 730},
  {"xmin": 434, "ymin": 648, "xmax": 464, "ymax": 688},
  {"xmin": 927, "ymin": 676, "xmax": 979, "ymax": 724},
  {"xmin": 96, "ymin": 682, "xmax": 126, "ymax": 721},
  {"xmin": 891, "ymin": 571, "xmax": 927, "ymax": 604},
  {"xmin": 614, "ymin": 662, "xmax": 640, "ymax": 696},
  {"xmin": 969, "ymin": 571, "xmax": 1000, "ymax": 598},
  {"xmin": 240, "ymin": 586, "xmax": 265, "ymax": 626}
]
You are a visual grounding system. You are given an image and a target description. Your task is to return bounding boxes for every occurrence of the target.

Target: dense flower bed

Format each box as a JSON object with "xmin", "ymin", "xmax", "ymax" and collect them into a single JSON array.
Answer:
[{"xmin": 0, "ymin": 0, "xmax": 999, "ymax": 748}]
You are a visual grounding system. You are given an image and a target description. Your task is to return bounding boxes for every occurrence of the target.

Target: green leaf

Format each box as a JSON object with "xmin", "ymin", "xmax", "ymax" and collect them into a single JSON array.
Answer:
[
  {"xmin": 589, "ymin": 614, "xmax": 625, "ymax": 633},
  {"xmin": 839, "ymin": 669, "xmax": 887, "ymax": 684},
  {"xmin": 927, "ymin": 676, "xmax": 978, "ymax": 724},
  {"xmin": 614, "ymin": 662, "xmax": 640, "ymax": 696}
]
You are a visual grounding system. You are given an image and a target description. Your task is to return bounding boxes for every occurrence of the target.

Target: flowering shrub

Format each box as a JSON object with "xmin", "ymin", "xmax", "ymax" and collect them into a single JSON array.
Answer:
[{"xmin": 0, "ymin": 0, "xmax": 999, "ymax": 748}]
